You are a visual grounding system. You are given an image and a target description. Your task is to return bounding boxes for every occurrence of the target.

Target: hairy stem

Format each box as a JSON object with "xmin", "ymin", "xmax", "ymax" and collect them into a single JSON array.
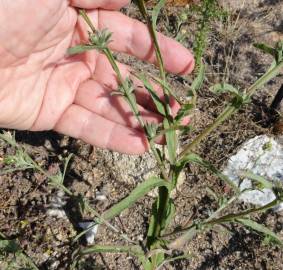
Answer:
[
  {"xmin": 179, "ymin": 60, "xmax": 283, "ymax": 160},
  {"xmin": 168, "ymin": 196, "xmax": 280, "ymax": 250}
]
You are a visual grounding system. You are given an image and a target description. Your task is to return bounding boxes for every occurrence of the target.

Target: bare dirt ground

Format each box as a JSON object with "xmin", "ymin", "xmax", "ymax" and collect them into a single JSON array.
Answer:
[{"xmin": 0, "ymin": 0, "xmax": 283, "ymax": 269}]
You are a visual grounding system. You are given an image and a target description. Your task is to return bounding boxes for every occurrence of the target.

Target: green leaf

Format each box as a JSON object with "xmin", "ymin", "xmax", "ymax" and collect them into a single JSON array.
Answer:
[
  {"xmin": 143, "ymin": 260, "xmax": 154, "ymax": 270},
  {"xmin": 152, "ymin": 0, "xmax": 166, "ymax": 30},
  {"xmin": 178, "ymin": 153, "xmax": 239, "ymax": 192},
  {"xmin": 190, "ymin": 62, "xmax": 205, "ymax": 92},
  {"xmin": 79, "ymin": 244, "xmax": 150, "ymax": 270},
  {"xmin": 254, "ymin": 43, "xmax": 277, "ymax": 58},
  {"xmin": 63, "ymin": 154, "xmax": 73, "ymax": 180},
  {"xmin": 254, "ymin": 41, "xmax": 283, "ymax": 64},
  {"xmin": 102, "ymin": 177, "xmax": 170, "ymax": 220},
  {"xmin": 67, "ymin": 45, "xmax": 96, "ymax": 55},
  {"xmin": 80, "ymin": 244, "xmax": 144, "ymax": 256},
  {"xmin": 89, "ymin": 29, "xmax": 113, "ymax": 50},
  {"xmin": 150, "ymin": 75, "xmax": 182, "ymax": 105},
  {"xmin": 163, "ymin": 198, "xmax": 175, "ymax": 231},
  {"xmin": 50, "ymin": 154, "xmax": 73, "ymax": 186},
  {"xmin": 147, "ymin": 199, "xmax": 159, "ymax": 248},
  {"xmin": 0, "ymin": 236, "xmax": 39, "ymax": 270},
  {"xmin": 0, "ymin": 239, "xmax": 20, "ymax": 253},
  {"xmin": 210, "ymin": 83, "xmax": 240, "ymax": 96},
  {"xmin": 138, "ymin": 74, "xmax": 166, "ymax": 116},
  {"xmin": 236, "ymin": 218, "xmax": 283, "ymax": 246},
  {"xmin": 0, "ymin": 131, "xmax": 17, "ymax": 147},
  {"xmin": 240, "ymin": 171, "xmax": 273, "ymax": 189},
  {"xmin": 157, "ymin": 254, "xmax": 192, "ymax": 269},
  {"xmin": 145, "ymin": 122, "xmax": 159, "ymax": 139},
  {"xmin": 164, "ymin": 118, "xmax": 177, "ymax": 164},
  {"xmin": 175, "ymin": 103, "xmax": 194, "ymax": 123},
  {"xmin": 154, "ymin": 252, "xmax": 165, "ymax": 269},
  {"xmin": 276, "ymin": 41, "xmax": 283, "ymax": 62}
]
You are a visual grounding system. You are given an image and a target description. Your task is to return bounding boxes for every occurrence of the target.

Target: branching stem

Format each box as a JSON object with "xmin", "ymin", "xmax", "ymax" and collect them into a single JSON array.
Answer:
[{"xmin": 179, "ymin": 60, "xmax": 283, "ymax": 160}]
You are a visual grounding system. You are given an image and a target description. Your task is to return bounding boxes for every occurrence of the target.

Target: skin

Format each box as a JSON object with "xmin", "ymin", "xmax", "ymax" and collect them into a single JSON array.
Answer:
[{"xmin": 0, "ymin": 0, "xmax": 194, "ymax": 154}]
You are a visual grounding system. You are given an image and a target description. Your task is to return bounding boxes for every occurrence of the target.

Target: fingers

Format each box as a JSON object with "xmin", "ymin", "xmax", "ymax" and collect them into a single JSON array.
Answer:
[
  {"xmin": 75, "ymin": 79, "xmax": 162, "ymax": 129},
  {"xmin": 93, "ymin": 10, "xmax": 195, "ymax": 75},
  {"xmin": 70, "ymin": 0, "xmax": 130, "ymax": 10},
  {"xmin": 54, "ymin": 104, "xmax": 148, "ymax": 154}
]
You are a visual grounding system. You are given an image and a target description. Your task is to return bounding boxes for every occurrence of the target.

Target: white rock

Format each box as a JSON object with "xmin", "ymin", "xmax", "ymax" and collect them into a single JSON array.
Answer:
[
  {"xmin": 47, "ymin": 209, "xmax": 67, "ymax": 219},
  {"xmin": 223, "ymin": 135, "xmax": 283, "ymax": 211},
  {"xmin": 47, "ymin": 191, "xmax": 67, "ymax": 219},
  {"xmin": 78, "ymin": 222, "xmax": 99, "ymax": 245},
  {"xmin": 95, "ymin": 191, "xmax": 107, "ymax": 201}
]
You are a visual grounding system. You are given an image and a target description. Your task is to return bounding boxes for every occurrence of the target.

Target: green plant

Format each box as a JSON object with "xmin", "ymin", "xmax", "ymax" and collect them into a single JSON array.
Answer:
[
  {"xmin": 162, "ymin": 0, "xmax": 226, "ymax": 69},
  {"xmin": 67, "ymin": 2, "xmax": 283, "ymax": 268},
  {"xmin": 191, "ymin": 0, "xmax": 227, "ymax": 69},
  {"xmin": 0, "ymin": 232, "xmax": 38, "ymax": 270},
  {"xmin": 1, "ymin": 1, "xmax": 283, "ymax": 269}
]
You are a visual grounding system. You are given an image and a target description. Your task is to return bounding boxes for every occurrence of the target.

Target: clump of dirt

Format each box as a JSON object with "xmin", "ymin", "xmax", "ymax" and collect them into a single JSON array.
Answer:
[{"xmin": 1, "ymin": 0, "xmax": 283, "ymax": 269}]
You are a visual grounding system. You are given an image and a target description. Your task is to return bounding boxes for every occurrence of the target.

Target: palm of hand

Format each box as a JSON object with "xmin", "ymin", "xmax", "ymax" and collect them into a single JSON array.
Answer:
[{"xmin": 0, "ymin": 0, "xmax": 194, "ymax": 154}]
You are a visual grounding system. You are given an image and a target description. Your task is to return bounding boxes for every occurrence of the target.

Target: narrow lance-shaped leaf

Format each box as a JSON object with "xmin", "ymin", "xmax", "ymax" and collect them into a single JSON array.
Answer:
[
  {"xmin": 190, "ymin": 62, "xmax": 205, "ymax": 93},
  {"xmin": 80, "ymin": 245, "xmax": 143, "ymax": 255},
  {"xmin": 236, "ymin": 218, "xmax": 283, "ymax": 246},
  {"xmin": 276, "ymin": 41, "xmax": 283, "ymax": 62},
  {"xmin": 210, "ymin": 83, "xmax": 240, "ymax": 96},
  {"xmin": 254, "ymin": 41, "xmax": 283, "ymax": 64},
  {"xmin": 147, "ymin": 199, "xmax": 159, "ymax": 243},
  {"xmin": 254, "ymin": 43, "xmax": 277, "ymax": 58},
  {"xmin": 0, "ymin": 131, "xmax": 17, "ymax": 147},
  {"xmin": 138, "ymin": 74, "xmax": 166, "ymax": 116},
  {"xmin": 0, "ymin": 239, "xmax": 20, "ymax": 253},
  {"xmin": 0, "ymin": 236, "xmax": 39, "ymax": 270},
  {"xmin": 164, "ymin": 118, "xmax": 177, "ymax": 164},
  {"xmin": 149, "ymin": 74, "xmax": 182, "ymax": 105},
  {"xmin": 240, "ymin": 170, "xmax": 273, "ymax": 189},
  {"xmin": 152, "ymin": 0, "xmax": 166, "ymax": 30},
  {"xmin": 163, "ymin": 198, "xmax": 175, "ymax": 231},
  {"xmin": 102, "ymin": 177, "xmax": 170, "ymax": 220},
  {"xmin": 175, "ymin": 103, "xmax": 194, "ymax": 123},
  {"xmin": 178, "ymin": 153, "xmax": 239, "ymax": 192},
  {"xmin": 67, "ymin": 45, "xmax": 96, "ymax": 56},
  {"xmin": 80, "ymin": 244, "xmax": 150, "ymax": 270},
  {"xmin": 62, "ymin": 154, "xmax": 73, "ymax": 183}
]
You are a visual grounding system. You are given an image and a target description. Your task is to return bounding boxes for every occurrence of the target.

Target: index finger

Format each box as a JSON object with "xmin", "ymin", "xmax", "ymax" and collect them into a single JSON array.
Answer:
[{"xmin": 88, "ymin": 10, "xmax": 195, "ymax": 75}]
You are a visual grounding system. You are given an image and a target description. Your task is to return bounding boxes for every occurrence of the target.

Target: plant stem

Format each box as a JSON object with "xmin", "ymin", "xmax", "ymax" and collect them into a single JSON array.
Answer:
[
  {"xmin": 168, "ymin": 196, "xmax": 280, "ymax": 250},
  {"xmin": 179, "ymin": 60, "xmax": 283, "ymax": 160},
  {"xmin": 179, "ymin": 105, "xmax": 235, "ymax": 159},
  {"xmin": 79, "ymin": 10, "xmax": 96, "ymax": 33},
  {"xmin": 84, "ymin": 202, "xmax": 136, "ymax": 244},
  {"xmin": 150, "ymin": 141, "xmax": 169, "ymax": 182},
  {"xmin": 136, "ymin": 0, "xmax": 171, "ymax": 117},
  {"xmin": 205, "ymin": 198, "xmax": 279, "ymax": 226},
  {"xmin": 79, "ymin": 9, "xmax": 146, "ymax": 131},
  {"xmin": 104, "ymin": 45, "xmax": 171, "ymax": 183},
  {"xmin": 103, "ymin": 49, "xmax": 146, "ymax": 129},
  {"xmin": 136, "ymin": 1, "xmax": 183, "ymax": 254}
]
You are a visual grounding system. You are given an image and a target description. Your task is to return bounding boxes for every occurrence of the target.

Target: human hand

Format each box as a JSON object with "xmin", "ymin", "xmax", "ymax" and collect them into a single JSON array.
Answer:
[{"xmin": 0, "ymin": 0, "xmax": 194, "ymax": 154}]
